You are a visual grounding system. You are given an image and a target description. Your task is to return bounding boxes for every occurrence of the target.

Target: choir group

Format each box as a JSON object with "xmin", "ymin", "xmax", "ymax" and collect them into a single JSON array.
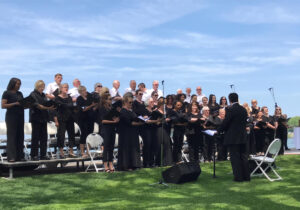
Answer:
[{"xmin": 1, "ymin": 74, "xmax": 289, "ymax": 172}]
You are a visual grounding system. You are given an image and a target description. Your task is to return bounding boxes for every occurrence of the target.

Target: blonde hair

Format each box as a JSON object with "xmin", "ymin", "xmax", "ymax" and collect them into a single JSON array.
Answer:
[
  {"xmin": 78, "ymin": 85, "xmax": 86, "ymax": 94},
  {"xmin": 34, "ymin": 80, "xmax": 45, "ymax": 90},
  {"xmin": 59, "ymin": 83, "xmax": 69, "ymax": 93}
]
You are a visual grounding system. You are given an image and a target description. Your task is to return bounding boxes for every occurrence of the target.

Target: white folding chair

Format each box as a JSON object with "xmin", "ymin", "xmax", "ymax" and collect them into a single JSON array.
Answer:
[
  {"xmin": 113, "ymin": 134, "xmax": 119, "ymax": 161},
  {"xmin": 181, "ymin": 135, "xmax": 189, "ymax": 162},
  {"xmin": 24, "ymin": 122, "xmax": 32, "ymax": 160},
  {"xmin": 47, "ymin": 122, "xmax": 58, "ymax": 158},
  {"xmin": 0, "ymin": 122, "xmax": 7, "ymax": 162},
  {"xmin": 250, "ymin": 138, "xmax": 283, "ymax": 182},
  {"xmin": 85, "ymin": 133, "xmax": 104, "ymax": 172},
  {"xmin": 93, "ymin": 122, "xmax": 99, "ymax": 133}
]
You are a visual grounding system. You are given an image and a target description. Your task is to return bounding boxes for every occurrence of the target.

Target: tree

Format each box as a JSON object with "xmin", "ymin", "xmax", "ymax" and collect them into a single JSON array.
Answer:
[{"xmin": 288, "ymin": 116, "xmax": 300, "ymax": 129}]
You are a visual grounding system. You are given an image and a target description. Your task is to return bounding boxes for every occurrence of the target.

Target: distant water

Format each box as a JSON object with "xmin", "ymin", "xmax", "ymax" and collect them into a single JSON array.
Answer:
[{"xmin": 288, "ymin": 138, "xmax": 294, "ymax": 149}]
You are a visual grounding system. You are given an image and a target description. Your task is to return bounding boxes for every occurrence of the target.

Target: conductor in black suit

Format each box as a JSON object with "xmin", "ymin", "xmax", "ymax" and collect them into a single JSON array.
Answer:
[{"xmin": 218, "ymin": 93, "xmax": 250, "ymax": 182}]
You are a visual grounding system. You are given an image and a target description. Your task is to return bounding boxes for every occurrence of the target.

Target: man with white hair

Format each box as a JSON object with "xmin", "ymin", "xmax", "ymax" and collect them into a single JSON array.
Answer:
[
  {"xmin": 196, "ymin": 86, "xmax": 205, "ymax": 105},
  {"xmin": 110, "ymin": 80, "xmax": 122, "ymax": 104},
  {"xmin": 68, "ymin": 78, "xmax": 81, "ymax": 103},
  {"xmin": 124, "ymin": 80, "xmax": 137, "ymax": 96},
  {"xmin": 176, "ymin": 89, "xmax": 183, "ymax": 94},
  {"xmin": 149, "ymin": 80, "xmax": 163, "ymax": 98},
  {"xmin": 184, "ymin": 87, "xmax": 192, "ymax": 103}
]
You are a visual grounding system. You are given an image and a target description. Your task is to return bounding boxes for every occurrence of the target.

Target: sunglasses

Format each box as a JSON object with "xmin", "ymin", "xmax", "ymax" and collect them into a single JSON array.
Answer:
[
  {"xmin": 154, "ymin": 95, "xmax": 158, "ymax": 97},
  {"xmin": 128, "ymin": 101, "xmax": 133, "ymax": 104},
  {"xmin": 97, "ymin": 85, "xmax": 102, "ymax": 88},
  {"xmin": 138, "ymin": 93, "xmax": 143, "ymax": 96}
]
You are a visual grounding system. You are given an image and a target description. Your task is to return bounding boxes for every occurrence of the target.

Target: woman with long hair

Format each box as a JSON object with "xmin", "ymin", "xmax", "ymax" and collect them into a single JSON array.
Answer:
[
  {"xmin": 1, "ymin": 78, "xmax": 25, "ymax": 162},
  {"xmin": 274, "ymin": 107, "xmax": 289, "ymax": 154},
  {"xmin": 99, "ymin": 94, "xmax": 119, "ymax": 172},
  {"xmin": 219, "ymin": 96, "xmax": 228, "ymax": 109}
]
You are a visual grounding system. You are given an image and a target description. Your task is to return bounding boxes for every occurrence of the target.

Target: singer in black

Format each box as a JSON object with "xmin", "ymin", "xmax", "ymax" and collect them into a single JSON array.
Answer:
[
  {"xmin": 169, "ymin": 101, "xmax": 186, "ymax": 163},
  {"xmin": 77, "ymin": 86, "xmax": 97, "ymax": 157},
  {"xmin": 54, "ymin": 83, "xmax": 76, "ymax": 158},
  {"xmin": 99, "ymin": 95, "xmax": 119, "ymax": 172},
  {"xmin": 1, "ymin": 78, "xmax": 25, "ymax": 162},
  {"xmin": 117, "ymin": 95, "xmax": 143, "ymax": 171},
  {"xmin": 218, "ymin": 93, "xmax": 250, "ymax": 182},
  {"xmin": 186, "ymin": 102, "xmax": 203, "ymax": 163},
  {"xmin": 29, "ymin": 80, "xmax": 55, "ymax": 160}
]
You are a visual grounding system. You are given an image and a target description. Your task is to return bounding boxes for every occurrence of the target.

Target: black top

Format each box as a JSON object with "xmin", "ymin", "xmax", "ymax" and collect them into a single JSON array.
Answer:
[
  {"xmin": 76, "ymin": 92, "xmax": 94, "ymax": 120},
  {"xmin": 209, "ymin": 103, "xmax": 220, "ymax": 116},
  {"xmin": 262, "ymin": 115, "xmax": 275, "ymax": 136},
  {"xmin": 1, "ymin": 90, "xmax": 24, "ymax": 116},
  {"xmin": 98, "ymin": 106, "xmax": 120, "ymax": 125},
  {"xmin": 218, "ymin": 103, "xmax": 248, "ymax": 145},
  {"xmin": 54, "ymin": 95, "xmax": 74, "ymax": 122},
  {"xmin": 133, "ymin": 100, "xmax": 147, "ymax": 116},
  {"xmin": 29, "ymin": 90, "xmax": 49, "ymax": 123}
]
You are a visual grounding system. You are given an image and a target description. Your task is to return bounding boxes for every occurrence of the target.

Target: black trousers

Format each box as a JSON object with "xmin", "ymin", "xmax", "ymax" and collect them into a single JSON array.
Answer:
[
  {"xmin": 187, "ymin": 133, "xmax": 202, "ymax": 163},
  {"xmin": 172, "ymin": 127, "xmax": 185, "ymax": 163},
  {"xmin": 228, "ymin": 144, "xmax": 250, "ymax": 181},
  {"xmin": 101, "ymin": 125, "xmax": 116, "ymax": 162},
  {"xmin": 203, "ymin": 135, "xmax": 213, "ymax": 161},
  {"xmin": 217, "ymin": 135, "xmax": 227, "ymax": 161},
  {"xmin": 276, "ymin": 128, "xmax": 288, "ymax": 155},
  {"xmin": 57, "ymin": 118, "xmax": 75, "ymax": 148},
  {"xmin": 79, "ymin": 118, "xmax": 94, "ymax": 144},
  {"xmin": 6, "ymin": 113, "xmax": 24, "ymax": 161},
  {"xmin": 142, "ymin": 126, "xmax": 157, "ymax": 167},
  {"xmin": 30, "ymin": 122, "xmax": 47, "ymax": 158}
]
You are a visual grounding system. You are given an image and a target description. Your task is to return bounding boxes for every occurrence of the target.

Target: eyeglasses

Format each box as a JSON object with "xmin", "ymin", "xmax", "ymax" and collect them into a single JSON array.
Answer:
[{"xmin": 222, "ymin": 98, "xmax": 226, "ymax": 100}]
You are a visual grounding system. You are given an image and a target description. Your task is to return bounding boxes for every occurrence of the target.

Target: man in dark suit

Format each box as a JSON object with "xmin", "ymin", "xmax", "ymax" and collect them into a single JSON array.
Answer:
[{"xmin": 218, "ymin": 93, "xmax": 250, "ymax": 182}]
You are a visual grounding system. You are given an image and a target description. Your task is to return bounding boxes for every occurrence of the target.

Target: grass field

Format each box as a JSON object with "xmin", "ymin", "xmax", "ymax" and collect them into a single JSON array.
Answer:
[{"xmin": 0, "ymin": 155, "xmax": 300, "ymax": 210}]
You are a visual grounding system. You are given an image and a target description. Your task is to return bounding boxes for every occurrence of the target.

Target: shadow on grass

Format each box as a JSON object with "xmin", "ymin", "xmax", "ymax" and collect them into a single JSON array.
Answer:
[{"xmin": 0, "ymin": 155, "xmax": 299, "ymax": 209}]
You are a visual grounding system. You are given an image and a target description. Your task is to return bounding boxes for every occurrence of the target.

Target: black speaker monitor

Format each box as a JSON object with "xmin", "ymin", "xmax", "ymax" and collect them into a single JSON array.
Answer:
[{"xmin": 162, "ymin": 162, "xmax": 201, "ymax": 184}]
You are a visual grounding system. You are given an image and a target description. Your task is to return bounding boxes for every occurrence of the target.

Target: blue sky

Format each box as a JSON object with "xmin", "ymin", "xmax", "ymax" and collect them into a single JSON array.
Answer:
[{"xmin": 0, "ymin": 0, "xmax": 299, "ymax": 121}]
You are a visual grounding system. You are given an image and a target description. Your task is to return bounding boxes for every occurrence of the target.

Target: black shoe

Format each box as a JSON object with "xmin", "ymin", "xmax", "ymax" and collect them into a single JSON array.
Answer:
[
  {"xmin": 40, "ymin": 156, "xmax": 50, "ymax": 160},
  {"xmin": 32, "ymin": 156, "xmax": 39, "ymax": 161}
]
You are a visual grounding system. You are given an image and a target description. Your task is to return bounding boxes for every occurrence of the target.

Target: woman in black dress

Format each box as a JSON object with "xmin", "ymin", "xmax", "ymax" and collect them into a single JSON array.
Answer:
[
  {"xmin": 1, "ymin": 78, "xmax": 25, "ymax": 162},
  {"xmin": 54, "ymin": 83, "xmax": 76, "ymax": 158},
  {"xmin": 153, "ymin": 100, "xmax": 173, "ymax": 166},
  {"xmin": 29, "ymin": 80, "xmax": 55, "ymax": 160},
  {"xmin": 274, "ymin": 107, "xmax": 289, "ymax": 154},
  {"xmin": 117, "ymin": 95, "xmax": 143, "ymax": 171},
  {"xmin": 186, "ymin": 102, "xmax": 203, "ymax": 163},
  {"xmin": 77, "ymin": 86, "xmax": 97, "ymax": 157}
]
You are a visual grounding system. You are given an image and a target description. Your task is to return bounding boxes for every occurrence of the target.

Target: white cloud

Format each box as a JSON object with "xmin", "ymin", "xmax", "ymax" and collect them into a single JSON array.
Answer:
[
  {"xmin": 224, "ymin": 5, "xmax": 300, "ymax": 24},
  {"xmin": 234, "ymin": 48, "xmax": 300, "ymax": 65}
]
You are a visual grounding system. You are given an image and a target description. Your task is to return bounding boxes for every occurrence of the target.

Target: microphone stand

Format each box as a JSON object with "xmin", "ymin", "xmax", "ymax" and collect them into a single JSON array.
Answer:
[
  {"xmin": 230, "ymin": 84, "xmax": 235, "ymax": 93},
  {"xmin": 150, "ymin": 80, "xmax": 168, "ymax": 187},
  {"xmin": 268, "ymin": 87, "xmax": 278, "ymax": 108}
]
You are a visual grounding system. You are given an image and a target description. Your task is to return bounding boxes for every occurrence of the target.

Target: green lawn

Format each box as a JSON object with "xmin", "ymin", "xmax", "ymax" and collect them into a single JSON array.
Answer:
[{"xmin": 0, "ymin": 155, "xmax": 300, "ymax": 210}]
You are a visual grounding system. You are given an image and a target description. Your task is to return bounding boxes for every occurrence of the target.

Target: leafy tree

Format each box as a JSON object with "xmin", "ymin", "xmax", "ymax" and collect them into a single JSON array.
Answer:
[{"xmin": 288, "ymin": 116, "xmax": 300, "ymax": 129}]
